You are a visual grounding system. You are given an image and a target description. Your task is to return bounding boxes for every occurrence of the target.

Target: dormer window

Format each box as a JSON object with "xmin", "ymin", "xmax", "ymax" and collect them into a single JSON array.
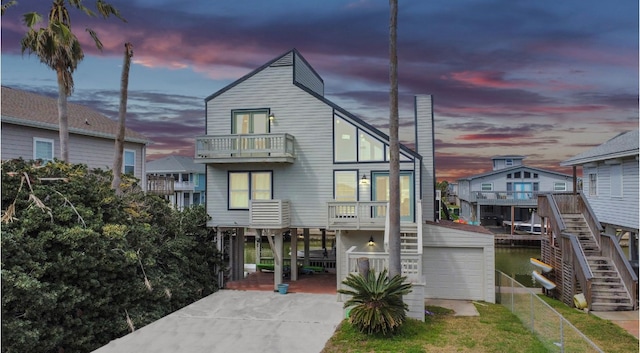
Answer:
[{"xmin": 505, "ymin": 159, "xmax": 513, "ymax": 166}]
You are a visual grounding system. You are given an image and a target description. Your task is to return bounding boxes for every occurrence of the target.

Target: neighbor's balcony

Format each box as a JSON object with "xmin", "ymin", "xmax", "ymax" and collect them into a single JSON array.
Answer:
[
  {"xmin": 250, "ymin": 199, "xmax": 291, "ymax": 229},
  {"xmin": 195, "ymin": 133, "xmax": 296, "ymax": 164},
  {"xmin": 173, "ymin": 181, "xmax": 196, "ymax": 191},
  {"xmin": 468, "ymin": 191, "xmax": 540, "ymax": 206}
]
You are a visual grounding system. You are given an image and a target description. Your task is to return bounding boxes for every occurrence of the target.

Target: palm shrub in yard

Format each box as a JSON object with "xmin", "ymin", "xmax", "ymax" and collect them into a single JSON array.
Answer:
[{"xmin": 338, "ymin": 269, "xmax": 412, "ymax": 335}]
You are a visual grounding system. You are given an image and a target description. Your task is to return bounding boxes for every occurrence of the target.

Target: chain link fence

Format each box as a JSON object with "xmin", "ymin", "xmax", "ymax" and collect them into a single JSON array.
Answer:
[{"xmin": 496, "ymin": 271, "xmax": 603, "ymax": 353}]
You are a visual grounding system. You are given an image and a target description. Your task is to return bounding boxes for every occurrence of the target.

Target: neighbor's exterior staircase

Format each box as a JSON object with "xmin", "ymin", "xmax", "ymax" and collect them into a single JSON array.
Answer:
[{"xmin": 563, "ymin": 213, "xmax": 634, "ymax": 311}]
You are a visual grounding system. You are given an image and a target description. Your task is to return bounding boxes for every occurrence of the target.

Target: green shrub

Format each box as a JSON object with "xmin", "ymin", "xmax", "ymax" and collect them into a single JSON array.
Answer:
[
  {"xmin": 1, "ymin": 159, "xmax": 222, "ymax": 352},
  {"xmin": 338, "ymin": 269, "xmax": 412, "ymax": 335}
]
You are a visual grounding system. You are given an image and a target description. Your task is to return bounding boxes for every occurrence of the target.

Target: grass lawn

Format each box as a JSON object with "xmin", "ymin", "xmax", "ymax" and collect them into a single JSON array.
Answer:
[{"xmin": 322, "ymin": 299, "xmax": 638, "ymax": 353}]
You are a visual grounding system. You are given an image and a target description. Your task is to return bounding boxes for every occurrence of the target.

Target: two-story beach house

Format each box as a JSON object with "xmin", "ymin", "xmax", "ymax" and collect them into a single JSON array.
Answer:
[
  {"xmin": 194, "ymin": 49, "xmax": 495, "ymax": 319},
  {"xmin": 146, "ymin": 155, "xmax": 206, "ymax": 210},
  {"xmin": 457, "ymin": 156, "xmax": 574, "ymax": 233},
  {"xmin": 1, "ymin": 86, "xmax": 149, "ymax": 184},
  {"xmin": 536, "ymin": 130, "xmax": 638, "ymax": 311}
]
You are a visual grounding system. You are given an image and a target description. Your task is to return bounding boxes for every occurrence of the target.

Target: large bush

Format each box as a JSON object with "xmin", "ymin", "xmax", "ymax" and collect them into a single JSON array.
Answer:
[{"xmin": 1, "ymin": 159, "xmax": 223, "ymax": 353}]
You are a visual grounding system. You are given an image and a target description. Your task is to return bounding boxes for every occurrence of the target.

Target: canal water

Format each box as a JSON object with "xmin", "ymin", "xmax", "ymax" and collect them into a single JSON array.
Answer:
[{"xmin": 244, "ymin": 238, "xmax": 544, "ymax": 287}]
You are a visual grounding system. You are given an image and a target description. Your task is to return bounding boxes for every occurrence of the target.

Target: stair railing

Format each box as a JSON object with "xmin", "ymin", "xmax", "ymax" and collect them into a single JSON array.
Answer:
[
  {"xmin": 601, "ymin": 234, "xmax": 639, "ymax": 310},
  {"xmin": 577, "ymin": 192, "xmax": 603, "ymax": 249}
]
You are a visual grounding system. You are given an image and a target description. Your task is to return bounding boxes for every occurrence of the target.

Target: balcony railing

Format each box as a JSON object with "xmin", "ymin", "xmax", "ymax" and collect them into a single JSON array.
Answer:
[
  {"xmin": 467, "ymin": 191, "xmax": 541, "ymax": 205},
  {"xmin": 147, "ymin": 175, "xmax": 174, "ymax": 195},
  {"xmin": 173, "ymin": 181, "xmax": 196, "ymax": 191},
  {"xmin": 195, "ymin": 133, "xmax": 295, "ymax": 163},
  {"xmin": 345, "ymin": 247, "xmax": 422, "ymax": 282},
  {"xmin": 250, "ymin": 199, "xmax": 291, "ymax": 229},
  {"xmin": 327, "ymin": 201, "xmax": 387, "ymax": 230}
]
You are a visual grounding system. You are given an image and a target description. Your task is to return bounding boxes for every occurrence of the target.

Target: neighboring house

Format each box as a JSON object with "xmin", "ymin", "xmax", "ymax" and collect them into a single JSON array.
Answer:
[
  {"xmin": 195, "ymin": 48, "xmax": 495, "ymax": 318},
  {"xmin": 457, "ymin": 156, "xmax": 574, "ymax": 230},
  {"xmin": 1, "ymin": 86, "xmax": 149, "ymax": 185},
  {"xmin": 560, "ymin": 130, "xmax": 639, "ymax": 267},
  {"xmin": 146, "ymin": 155, "xmax": 206, "ymax": 210}
]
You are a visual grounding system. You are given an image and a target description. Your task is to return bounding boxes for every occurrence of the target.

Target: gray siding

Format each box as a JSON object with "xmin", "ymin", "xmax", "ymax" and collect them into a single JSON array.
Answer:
[
  {"xmin": 415, "ymin": 95, "xmax": 435, "ymax": 222},
  {"xmin": 1, "ymin": 123, "xmax": 146, "ymax": 182},
  {"xmin": 583, "ymin": 158, "xmax": 639, "ymax": 230},
  {"xmin": 293, "ymin": 53, "xmax": 323, "ymax": 96}
]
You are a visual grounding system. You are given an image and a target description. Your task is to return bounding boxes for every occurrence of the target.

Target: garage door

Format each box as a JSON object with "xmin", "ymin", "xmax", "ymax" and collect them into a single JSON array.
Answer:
[{"xmin": 423, "ymin": 247, "xmax": 485, "ymax": 300}]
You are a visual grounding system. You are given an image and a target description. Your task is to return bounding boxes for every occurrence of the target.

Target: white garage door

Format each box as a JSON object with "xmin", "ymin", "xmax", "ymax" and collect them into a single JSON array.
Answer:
[{"xmin": 423, "ymin": 247, "xmax": 485, "ymax": 300}]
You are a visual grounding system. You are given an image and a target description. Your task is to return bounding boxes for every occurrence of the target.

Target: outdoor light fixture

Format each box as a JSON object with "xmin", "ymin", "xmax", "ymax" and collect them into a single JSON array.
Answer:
[
  {"xmin": 360, "ymin": 174, "xmax": 370, "ymax": 185},
  {"xmin": 368, "ymin": 236, "xmax": 375, "ymax": 246},
  {"xmin": 269, "ymin": 113, "xmax": 275, "ymax": 122}
]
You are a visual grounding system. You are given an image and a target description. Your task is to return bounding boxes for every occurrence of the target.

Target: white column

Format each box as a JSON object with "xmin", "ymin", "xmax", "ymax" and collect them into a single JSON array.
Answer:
[{"xmin": 290, "ymin": 228, "xmax": 298, "ymax": 281}]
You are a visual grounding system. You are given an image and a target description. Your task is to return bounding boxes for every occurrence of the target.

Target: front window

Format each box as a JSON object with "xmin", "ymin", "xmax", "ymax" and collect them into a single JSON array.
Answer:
[
  {"xmin": 229, "ymin": 171, "xmax": 272, "ymax": 209},
  {"xmin": 124, "ymin": 150, "xmax": 135, "ymax": 175},
  {"xmin": 334, "ymin": 171, "xmax": 357, "ymax": 201},
  {"xmin": 33, "ymin": 138, "xmax": 54, "ymax": 162},
  {"xmin": 589, "ymin": 173, "xmax": 597, "ymax": 196},
  {"xmin": 554, "ymin": 182, "xmax": 567, "ymax": 191}
]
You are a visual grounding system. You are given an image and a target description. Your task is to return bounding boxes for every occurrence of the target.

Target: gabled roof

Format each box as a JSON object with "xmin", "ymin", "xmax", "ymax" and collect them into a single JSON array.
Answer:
[
  {"xmin": 561, "ymin": 130, "xmax": 639, "ymax": 166},
  {"xmin": 457, "ymin": 164, "xmax": 572, "ymax": 181},
  {"xmin": 146, "ymin": 155, "xmax": 205, "ymax": 174},
  {"xmin": 490, "ymin": 155, "xmax": 525, "ymax": 160},
  {"xmin": 205, "ymin": 48, "xmax": 421, "ymax": 160},
  {"xmin": 1, "ymin": 86, "xmax": 149, "ymax": 144}
]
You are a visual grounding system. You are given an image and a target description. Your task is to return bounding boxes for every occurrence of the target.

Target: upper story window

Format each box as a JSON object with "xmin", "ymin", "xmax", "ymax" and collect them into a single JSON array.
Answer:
[
  {"xmin": 232, "ymin": 110, "xmax": 269, "ymax": 134},
  {"xmin": 505, "ymin": 159, "xmax": 513, "ymax": 166},
  {"xmin": 335, "ymin": 117, "xmax": 357, "ymax": 162},
  {"xmin": 524, "ymin": 171, "xmax": 531, "ymax": 178},
  {"xmin": 589, "ymin": 173, "xmax": 597, "ymax": 196},
  {"xmin": 229, "ymin": 171, "xmax": 272, "ymax": 209},
  {"xmin": 33, "ymin": 137, "xmax": 54, "ymax": 162},
  {"xmin": 610, "ymin": 164, "xmax": 622, "ymax": 197},
  {"xmin": 506, "ymin": 173, "xmax": 512, "ymax": 179},
  {"xmin": 533, "ymin": 173, "xmax": 538, "ymax": 178},
  {"xmin": 124, "ymin": 150, "xmax": 135, "ymax": 175},
  {"xmin": 514, "ymin": 171, "xmax": 521, "ymax": 178},
  {"xmin": 481, "ymin": 183, "xmax": 493, "ymax": 191},
  {"xmin": 554, "ymin": 182, "xmax": 567, "ymax": 191},
  {"xmin": 335, "ymin": 115, "xmax": 406, "ymax": 163}
]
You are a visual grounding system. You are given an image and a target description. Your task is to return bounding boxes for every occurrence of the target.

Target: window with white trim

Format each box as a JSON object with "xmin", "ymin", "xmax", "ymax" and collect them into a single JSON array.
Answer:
[
  {"xmin": 481, "ymin": 183, "xmax": 493, "ymax": 191},
  {"xmin": 33, "ymin": 138, "xmax": 54, "ymax": 162},
  {"xmin": 123, "ymin": 150, "xmax": 135, "ymax": 175},
  {"xmin": 229, "ymin": 171, "xmax": 272, "ymax": 209},
  {"xmin": 589, "ymin": 173, "xmax": 597, "ymax": 196},
  {"xmin": 554, "ymin": 182, "xmax": 567, "ymax": 191},
  {"xmin": 610, "ymin": 164, "xmax": 622, "ymax": 197}
]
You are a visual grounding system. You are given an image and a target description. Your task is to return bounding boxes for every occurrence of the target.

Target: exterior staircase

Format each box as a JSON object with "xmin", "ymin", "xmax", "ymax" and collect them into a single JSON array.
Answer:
[{"xmin": 562, "ymin": 213, "xmax": 634, "ymax": 311}]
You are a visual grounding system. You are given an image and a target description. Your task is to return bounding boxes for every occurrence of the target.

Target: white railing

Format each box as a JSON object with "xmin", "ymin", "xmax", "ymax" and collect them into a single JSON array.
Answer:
[
  {"xmin": 173, "ymin": 181, "xmax": 196, "ymax": 191},
  {"xmin": 345, "ymin": 246, "xmax": 422, "ymax": 282},
  {"xmin": 195, "ymin": 133, "xmax": 295, "ymax": 160},
  {"xmin": 327, "ymin": 201, "xmax": 389, "ymax": 230},
  {"xmin": 250, "ymin": 199, "xmax": 290, "ymax": 229}
]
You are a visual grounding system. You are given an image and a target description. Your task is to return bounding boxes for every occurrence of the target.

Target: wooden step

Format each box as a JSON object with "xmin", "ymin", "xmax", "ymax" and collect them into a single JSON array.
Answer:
[{"xmin": 591, "ymin": 302, "xmax": 634, "ymax": 311}]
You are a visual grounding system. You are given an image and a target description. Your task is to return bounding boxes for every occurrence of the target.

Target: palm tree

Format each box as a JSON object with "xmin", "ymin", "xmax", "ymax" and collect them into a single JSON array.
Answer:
[
  {"xmin": 387, "ymin": 0, "xmax": 401, "ymax": 277},
  {"xmin": 20, "ymin": 0, "xmax": 125, "ymax": 162},
  {"xmin": 111, "ymin": 42, "xmax": 134, "ymax": 195},
  {"xmin": 338, "ymin": 269, "xmax": 412, "ymax": 335}
]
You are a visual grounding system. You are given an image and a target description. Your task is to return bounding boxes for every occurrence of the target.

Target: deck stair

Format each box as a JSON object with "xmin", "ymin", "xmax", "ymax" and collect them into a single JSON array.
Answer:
[{"xmin": 561, "ymin": 213, "xmax": 634, "ymax": 311}]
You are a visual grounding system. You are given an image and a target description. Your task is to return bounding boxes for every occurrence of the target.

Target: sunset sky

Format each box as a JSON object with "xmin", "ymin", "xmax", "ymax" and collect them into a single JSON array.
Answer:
[{"xmin": 2, "ymin": 0, "xmax": 638, "ymax": 181}]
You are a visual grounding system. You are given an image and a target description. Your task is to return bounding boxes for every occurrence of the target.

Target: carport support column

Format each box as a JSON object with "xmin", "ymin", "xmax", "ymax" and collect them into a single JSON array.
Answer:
[
  {"xmin": 230, "ymin": 227, "xmax": 245, "ymax": 281},
  {"xmin": 216, "ymin": 228, "xmax": 224, "ymax": 288},
  {"xmin": 303, "ymin": 228, "xmax": 310, "ymax": 267},
  {"xmin": 274, "ymin": 230, "xmax": 284, "ymax": 290},
  {"xmin": 290, "ymin": 228, "xmax": 298, "ymax": 281}
]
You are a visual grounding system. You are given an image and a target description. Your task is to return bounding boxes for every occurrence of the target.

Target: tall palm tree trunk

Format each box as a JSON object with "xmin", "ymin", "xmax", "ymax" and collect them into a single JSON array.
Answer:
[
  {"xmin": 388, "ymin": 0, "xmax": 401, "ymax": 277},
  {"xmin": 56, "ymin": 68, "xmax": 70, "ymax": 162},
  {"xmin": 111, "ymin": 42, "xmax": 133, "ymax": 195}
]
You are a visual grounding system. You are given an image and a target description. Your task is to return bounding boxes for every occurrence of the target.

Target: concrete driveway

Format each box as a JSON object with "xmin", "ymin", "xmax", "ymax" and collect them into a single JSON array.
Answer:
[{"xmin": 93, "ymin": 290, "xmax": 344, "ymax": 353}]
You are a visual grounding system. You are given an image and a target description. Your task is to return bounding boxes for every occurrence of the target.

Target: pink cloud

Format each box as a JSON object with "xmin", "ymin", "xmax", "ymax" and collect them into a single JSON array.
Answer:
[{"xmin": 447, "ymin": 71, "xmax": 536, "ymax": 89}]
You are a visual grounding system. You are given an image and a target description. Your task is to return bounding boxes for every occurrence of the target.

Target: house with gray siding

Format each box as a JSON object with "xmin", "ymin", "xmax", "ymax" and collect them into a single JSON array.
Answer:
[
  {"xmin": 1, "ymin": 86, "xmax": 149, "ymax": 185},
  {"xmin": 195, "ymin": 49, "xmax": 495, "ymax": 317},
  {"xmin": 561, "ymin": 130, "xmax": 639, "ymax": 269},
  {"xmin": 457, "ymin": 155, "xmax": 574, "ymax": 232},
  {"xmin": 146, "ymin": 155, "xmax": 206, "ymax": 210}
]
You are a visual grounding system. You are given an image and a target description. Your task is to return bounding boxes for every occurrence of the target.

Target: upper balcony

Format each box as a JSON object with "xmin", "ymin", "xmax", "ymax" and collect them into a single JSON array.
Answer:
[{"xmin": 195, "ymin": 133, "xmax": 296, "ymax": 164}]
